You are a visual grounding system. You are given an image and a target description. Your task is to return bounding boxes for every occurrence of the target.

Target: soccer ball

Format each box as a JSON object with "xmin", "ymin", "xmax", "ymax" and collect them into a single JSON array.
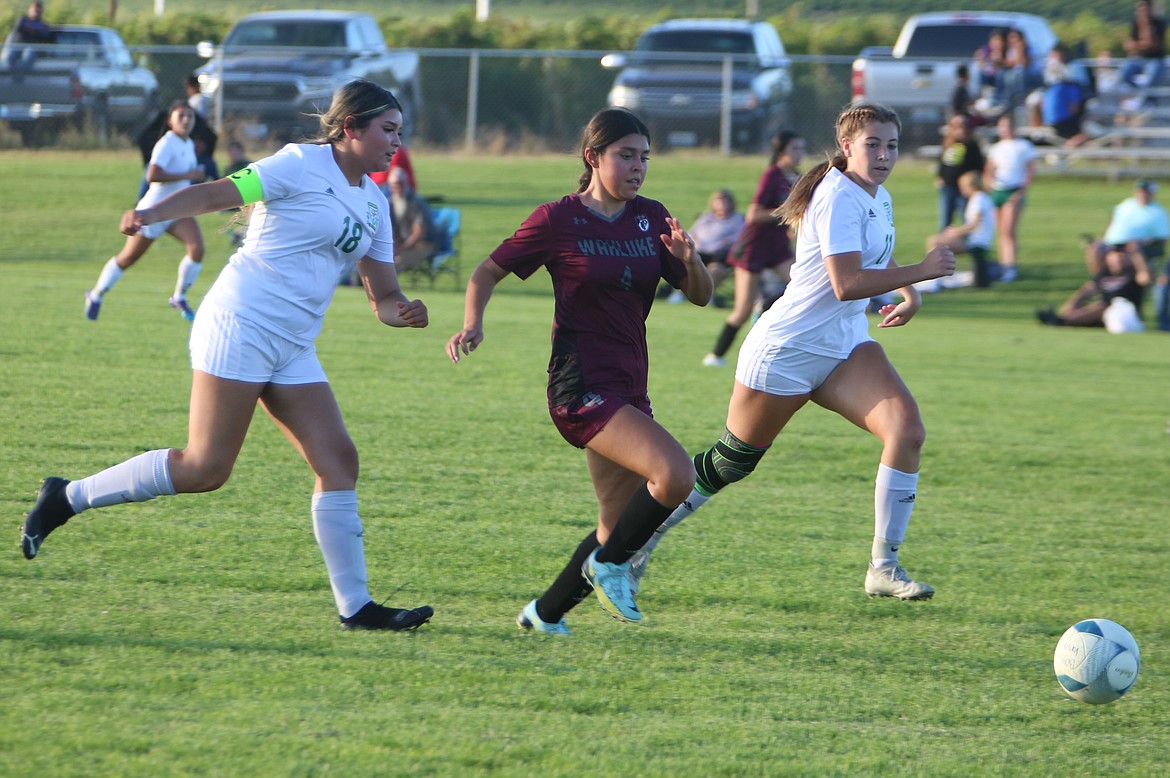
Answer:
[{"xmin": 1053, "ymin": 619, "xmax": 1141, "ymax": 705}]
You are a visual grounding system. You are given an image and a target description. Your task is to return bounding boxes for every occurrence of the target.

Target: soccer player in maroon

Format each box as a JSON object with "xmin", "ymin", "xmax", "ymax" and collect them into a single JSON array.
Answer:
[{"xmin": 446, "ymin": 109, "xmax": 712, "ymax": 632}]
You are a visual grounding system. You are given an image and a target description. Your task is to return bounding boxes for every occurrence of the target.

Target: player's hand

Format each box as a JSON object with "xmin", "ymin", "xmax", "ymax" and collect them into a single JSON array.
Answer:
[
  {"xmin": 120, "ymin": 209, "xmax": 150, "ymax": 235},
  {"xmin": 446, "ymin": 326, "xmax": 484, "ymax": 363},
  {"xmin": 189, "ymin": 168, "xmax": 206, "ymax": 183},
  {"xmin": 876, "ymin": 296, "xmax": 922, "ymax": 328},
  {"xmin": 397, "ymin": 299, "xmax": 428, "ymax": 328},
  {"xmin": 660, "ymin": 216, "xmax": 696, "ymax": 262},
  {"xmin": 922, "ymin": 245, "xmax": 957, "ymax": 279}
]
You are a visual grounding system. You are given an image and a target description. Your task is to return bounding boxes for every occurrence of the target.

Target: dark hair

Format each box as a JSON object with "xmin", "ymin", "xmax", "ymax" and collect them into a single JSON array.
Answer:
[
  {"xmin": 309, "ymin": 79, "xmax": 402, "ymax": 145},
  {"xmin": 576, "ymin": 108, "xmax": 651, "ymax": 193},
  {"xmin": 778, "ymin": 102, "xmax": 900, "ymax": 228},
  {"xmin": 767, "ymin": 130, "xmax": 803, "ymax": 167}
]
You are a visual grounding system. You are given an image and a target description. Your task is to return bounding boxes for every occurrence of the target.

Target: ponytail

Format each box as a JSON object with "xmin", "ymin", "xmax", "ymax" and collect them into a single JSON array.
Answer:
[{"xmin": 777, "ymin": 154, "xmax": 846, "ymax": 228}]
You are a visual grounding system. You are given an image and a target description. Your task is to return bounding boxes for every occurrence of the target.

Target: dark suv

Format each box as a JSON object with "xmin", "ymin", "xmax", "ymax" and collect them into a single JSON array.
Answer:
[{"xmin": 603, "ymin": 19, "xmax": 792, "ymax": 151}]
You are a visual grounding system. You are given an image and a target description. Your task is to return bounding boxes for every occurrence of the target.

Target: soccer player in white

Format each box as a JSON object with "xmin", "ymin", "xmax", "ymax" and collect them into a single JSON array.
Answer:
[
  {"xmin": 632, "ymin": 103, "xmax": 957, "ymax": 601},
  {"xmin": 22, "ymin": 80, "xmax": 434, "ymax": 631},
  {"xmin": 85, "ymin": 101, "xmax": 207, "ymax": 322}
]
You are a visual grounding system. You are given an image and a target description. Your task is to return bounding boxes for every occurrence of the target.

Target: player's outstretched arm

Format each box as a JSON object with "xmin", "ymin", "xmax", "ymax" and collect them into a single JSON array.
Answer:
[
  {"xmin": 120, "ymin": 179, "xmax": 243, "ymax": 235},
  {"xmin": 447, "ymin": 258, "xmax": 508, "ymax": 363}
]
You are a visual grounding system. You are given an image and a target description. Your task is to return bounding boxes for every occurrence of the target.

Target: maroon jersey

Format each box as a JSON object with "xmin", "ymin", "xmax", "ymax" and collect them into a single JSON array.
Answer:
[
  {"xmin": 728, "ymin": 165, "xmax": 794, "ymax": 271},
  {"xmin": 490, "ymin": 193, "xmax": 687, "ymax": 403}
]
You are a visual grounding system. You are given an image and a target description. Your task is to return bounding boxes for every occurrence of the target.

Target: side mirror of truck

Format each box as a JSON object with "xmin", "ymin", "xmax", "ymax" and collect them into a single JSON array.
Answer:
[{"xmin": 600, "ymin": 53, "xmax": 626, "ymax": 70}]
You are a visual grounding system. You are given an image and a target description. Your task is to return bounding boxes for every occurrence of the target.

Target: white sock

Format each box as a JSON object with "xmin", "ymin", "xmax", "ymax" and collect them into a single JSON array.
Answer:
[
  {"xmin": 872, "ymin": 464, "xmax": 919, "ymax": 567},
  {"xmin": 173, "ymin": 256, "xmax": 202, "ymax": 299},
  {"xmin": 66, "ymin": 449, "xmax": 176, "ymax": 513},
  {"xmin": 311, "ymin": 490, "xmax": 371, "ymax": 618},
  {"xmin": 92, "ymin": 258, "xmax": 123, "ymax": 300},
  {"xmin": 638, "ymin": 487, "xmax": 710, "ymax": 555}
]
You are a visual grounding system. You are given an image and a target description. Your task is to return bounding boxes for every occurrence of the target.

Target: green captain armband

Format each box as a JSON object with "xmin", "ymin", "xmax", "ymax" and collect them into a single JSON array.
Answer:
[{"xmin": 228, "ymin": 165, "xmax": 264, "ymax": 205}]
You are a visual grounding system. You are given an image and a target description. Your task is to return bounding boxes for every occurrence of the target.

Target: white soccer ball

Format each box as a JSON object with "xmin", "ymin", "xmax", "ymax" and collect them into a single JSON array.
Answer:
[{"xmin": 1053, "ymin": 618, "xmax": 1141, "ymax": 705}]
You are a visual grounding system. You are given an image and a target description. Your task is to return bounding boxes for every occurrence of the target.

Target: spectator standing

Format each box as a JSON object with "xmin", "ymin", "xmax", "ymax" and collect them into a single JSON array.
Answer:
[
  {"xmin": 702, "ymin": 131, "xmax": 805, "ymax": 367},
  {"xmin": 1122, "ymin": 0, "xmax": 1167, "ymax": 91},
  {"xmin": 985, "ymin": 113, "xmax": 1037, "ymax": 282},
  {"xmin": 223, "ymin": 140, "xmax": 252, "ymax": 177},
  {"xmin": 5, "ymin": 1, "xmax": 54, "ymax": 69},
  {"xmin": 935, "ymin": 113, "xmax": 985, "ymax": 230},
  {"xmin": 22, "ymin": 80, "xmax": 434, "ymax": 632}
]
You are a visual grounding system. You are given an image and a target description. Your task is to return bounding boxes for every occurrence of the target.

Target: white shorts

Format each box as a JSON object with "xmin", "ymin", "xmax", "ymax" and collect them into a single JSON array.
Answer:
[
  {"xmin": 139, "ymin": 218, "xmax": 176, "ymax": 241},
  {"xmin": 735, "ymin": 342, "xmax": 846, "ymax": 396},
  {"xmin": 189, "ymin": 305, "xmax": 328, "ymax": 385}
]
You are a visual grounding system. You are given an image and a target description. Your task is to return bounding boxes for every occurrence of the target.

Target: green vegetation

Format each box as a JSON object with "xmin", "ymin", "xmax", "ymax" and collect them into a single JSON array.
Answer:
[
  {"xmin": 1, "ymin": 149, "xmax": 1168, "ymax": 775},
  {"xmin": 9, "ymin": 1, "xmax": 1141, "ymax": 56}
]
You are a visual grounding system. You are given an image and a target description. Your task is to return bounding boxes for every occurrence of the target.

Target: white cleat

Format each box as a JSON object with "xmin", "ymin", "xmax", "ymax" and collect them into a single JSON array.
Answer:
[{"xmin": 865, "ymin": 563, "xmax": 935, "ymax": 601}]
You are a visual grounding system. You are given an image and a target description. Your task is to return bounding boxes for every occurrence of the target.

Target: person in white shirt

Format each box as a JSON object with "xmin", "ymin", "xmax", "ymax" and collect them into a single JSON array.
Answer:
[
  {"xmin": 85, "ymin": 101, "xmax": 207, "ymax": 322},
  {"xmin": 984, "ymin": 113, "xmax": 1038, "ymax": 282},
  {"xmin": 925, "ymin": 171, "xmax": 997, "ymax": 288},
  {"xmin": 22, "ymin": 80, "xmax": 434, "ymax": 632},
  {"xmin": 628, "ymin": 103, "xmax": 956, "ymax": 602}
]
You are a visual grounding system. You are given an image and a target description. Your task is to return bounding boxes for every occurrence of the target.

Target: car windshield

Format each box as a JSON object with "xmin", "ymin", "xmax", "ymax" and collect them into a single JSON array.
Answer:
[
  {"xmin": 224, "ymin": 21, "xmax": 346, "ymax": 49},
  {"xmin": 903, "ymin": 25, "xmax": 1004, "ymax": 58},
  {"xmin": 636, "ymin": 31, "xmax": 754, "ymax": 55}
]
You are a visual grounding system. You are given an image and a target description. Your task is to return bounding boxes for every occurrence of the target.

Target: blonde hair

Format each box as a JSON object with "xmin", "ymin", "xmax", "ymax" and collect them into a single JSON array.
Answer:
[{"xmin": 777, "ymin": 103, "xmax": 901, "ymax": 228}]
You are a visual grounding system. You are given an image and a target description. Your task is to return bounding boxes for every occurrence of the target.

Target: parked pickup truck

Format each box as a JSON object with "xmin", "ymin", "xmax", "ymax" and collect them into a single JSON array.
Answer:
[
  {"xmin": 602, "ymin": 18, "xmax": 792, "ymax": 151},
  {"xmin": 195, "ymin": 11, "xmax": 421, "ymax": 142},
  {"xmin": 850, "ymin": 12, "xmax": 1058, "ymax": 141},
  {"xmin": 0, "ymin": 25, "xmax": 159, "ymax": 147}
]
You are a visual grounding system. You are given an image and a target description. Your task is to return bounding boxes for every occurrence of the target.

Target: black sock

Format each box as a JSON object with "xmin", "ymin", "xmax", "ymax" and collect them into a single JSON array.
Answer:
[
  {"xmin": 595, "ymin": 483, "xmax": 673, "ymax": 565},
  {"xmin": 711, "ymin": 322, "xmax": 741, "ymax": 358},
  {"xmin": 535, "ymin": 530, "xmax": 599, "ymax": 623}
]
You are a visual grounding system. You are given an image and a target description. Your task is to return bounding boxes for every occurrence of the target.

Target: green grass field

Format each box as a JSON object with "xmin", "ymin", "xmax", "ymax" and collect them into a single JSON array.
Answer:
[{"xmin": 2, "ymin": 148, "xmax": 1168, "ymax": 776}]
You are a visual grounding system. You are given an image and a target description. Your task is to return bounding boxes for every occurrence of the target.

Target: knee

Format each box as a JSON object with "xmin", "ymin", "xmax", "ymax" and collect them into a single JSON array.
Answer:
[
  {"xmin": 315, "ymin": 439, "xmax": 360, "ymax": 488},
  {"xmin": 171, "ymin": 451, "xmax": 234, "ymax": 493},
  {"xmin": 653, "ymin": 450, "xmax": 697, "ymax": 507}
]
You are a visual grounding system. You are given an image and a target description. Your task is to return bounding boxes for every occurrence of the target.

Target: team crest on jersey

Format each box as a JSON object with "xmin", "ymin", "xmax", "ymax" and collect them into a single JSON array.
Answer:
[
  {"xmin": 366, "ymin": 202, "xmax": 379, "ymax": 231},
  {"xmin": 637, "ymin": 216, "xmax": 650, "ymax": 232},
  {"xmin": 883, "ymin": 200, "xmax": 894, "ymax": 225}
]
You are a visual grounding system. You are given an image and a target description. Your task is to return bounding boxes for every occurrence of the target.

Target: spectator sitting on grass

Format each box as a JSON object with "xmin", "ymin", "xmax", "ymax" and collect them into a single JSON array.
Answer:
[{"xmin": 1037, "ymin": 244, "xmax": 1150, "ymax": 327}]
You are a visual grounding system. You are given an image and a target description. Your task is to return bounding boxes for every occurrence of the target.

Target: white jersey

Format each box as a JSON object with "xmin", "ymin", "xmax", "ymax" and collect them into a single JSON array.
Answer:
[
  {"xmin": 986, "ymin": 138, "xmax": 1037, "ymax": 190},
  {"xmin": 137, "ymin": 131, "xmax": 196, "ymax": 209},
  {"xmin": 742, "ymin": 167, "xmax": 895, "ymax": 359},
  {"xmin": 964, "ymin": 190, "xmax": 995, "ymax": 250},
  {"xmin": 201, "ymin": 143, "xmax": 393, "ymax": 346}
]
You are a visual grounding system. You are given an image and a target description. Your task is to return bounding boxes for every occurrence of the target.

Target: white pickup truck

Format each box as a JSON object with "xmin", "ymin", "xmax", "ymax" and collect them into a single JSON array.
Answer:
[{"xmin": 850, "ymin": 12, "xmax": 1058, "ymax": 141}]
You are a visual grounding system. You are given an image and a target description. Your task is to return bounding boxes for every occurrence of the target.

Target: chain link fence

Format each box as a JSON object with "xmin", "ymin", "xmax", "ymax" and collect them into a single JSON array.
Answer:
[{"xmin": 0, "ymin": 45, "xmax": 857, "ymax": 160}]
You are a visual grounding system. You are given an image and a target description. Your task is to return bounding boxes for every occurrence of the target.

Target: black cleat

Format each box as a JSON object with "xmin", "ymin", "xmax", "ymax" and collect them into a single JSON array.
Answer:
[
  {"xmin": 339, "ymin": 601, "xmax": 434, "ymax": 631},
  {"xmin": 21, "ymin": 477, "xmax": 75, "ymax": 560}
]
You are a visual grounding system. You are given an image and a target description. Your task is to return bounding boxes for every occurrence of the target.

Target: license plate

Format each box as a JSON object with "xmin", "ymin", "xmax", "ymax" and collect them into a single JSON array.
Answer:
[
  {"xmin": 667, "ymin": 130, "xmax": 697, "ymax": 147},
  {"xmin": 242, "ymin": 122, "xmax": 269, "ymax": 138}
]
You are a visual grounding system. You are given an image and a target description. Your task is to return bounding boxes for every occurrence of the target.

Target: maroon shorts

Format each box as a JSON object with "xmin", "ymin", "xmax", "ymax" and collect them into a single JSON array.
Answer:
[{"xmin": 549, "ymin": 390, "xmax": 653, "ymax": 449}]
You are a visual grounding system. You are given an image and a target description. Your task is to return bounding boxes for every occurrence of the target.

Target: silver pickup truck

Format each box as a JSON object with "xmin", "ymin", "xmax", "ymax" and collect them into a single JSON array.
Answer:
[
  {"xmin": 195, "ymin": 11, "xmax": 421, "ymax": 142},
  {"xmin": 850, "ymin": 12, "xmax": 1057, "ymax": 142},
  {"xmin": 0, "ymin": 25, "xmax": 159, "ymax": 147}
]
